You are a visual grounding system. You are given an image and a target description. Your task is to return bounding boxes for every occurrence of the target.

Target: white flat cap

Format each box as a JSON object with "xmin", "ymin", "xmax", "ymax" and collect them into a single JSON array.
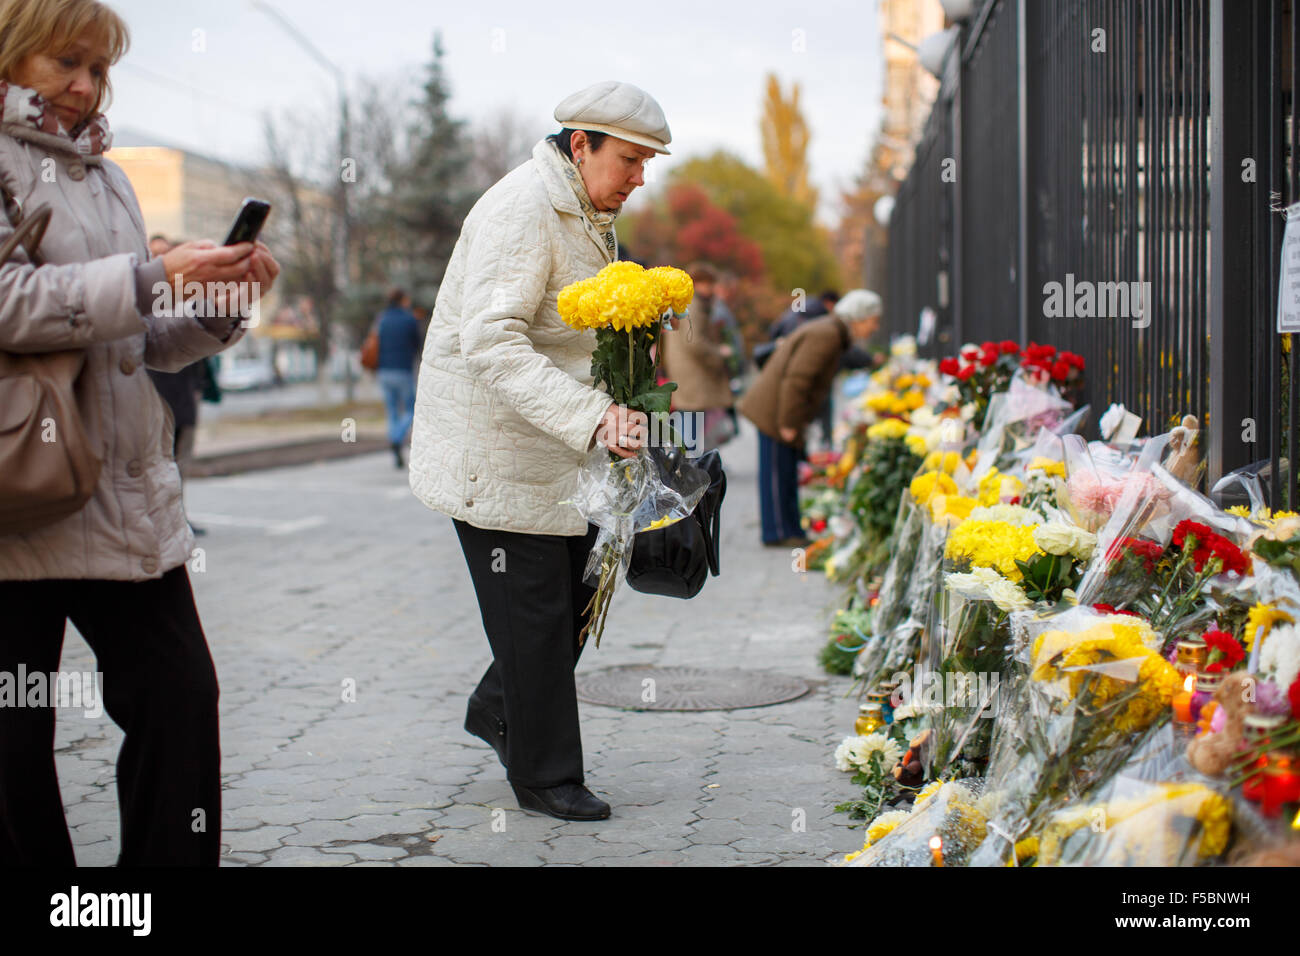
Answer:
[
  {"xmin": 554, "ymin": 81, "xmax": 672, "ymax": 155},
  {"xmin": 834, "ymin": 289, "xmax": 883, "ymax": 321}
]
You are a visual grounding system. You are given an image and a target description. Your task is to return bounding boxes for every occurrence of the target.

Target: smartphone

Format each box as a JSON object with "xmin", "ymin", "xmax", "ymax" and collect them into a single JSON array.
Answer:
[{"xmin": 223, "ymin": 198, "xmax": 271, "ymax": 246}]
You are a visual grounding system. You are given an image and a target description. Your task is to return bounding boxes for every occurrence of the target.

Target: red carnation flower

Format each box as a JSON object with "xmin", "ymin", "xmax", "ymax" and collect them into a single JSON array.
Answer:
[
  {"xmin": 1050, "ymin": 359, "xmax": 1071, "ymax": 381},
  {"xmin": 1062, "ymin": 350, "xmax": 1085, "ymax": 370},
  {"xmin": 939, "ymin": 356, "xmax": 960, "ymax": 376},
  {"xmin": 956, "ymin": 365, "xmax": 976, "ymax": 381},
  {"xmin": 1107, "ymin": 536, "xmax": 1165, "ymax": 574},
  {"xmin": 980, "ymin": 345, "xmax": 999, "ymax": 367},
  {"xmin": 1203, "ymin": 630, "xmax": 1245, "ymax": 670},
  {"xmin": 999, "ymin": 340, "xmax": 1020, "ymax": 354}
]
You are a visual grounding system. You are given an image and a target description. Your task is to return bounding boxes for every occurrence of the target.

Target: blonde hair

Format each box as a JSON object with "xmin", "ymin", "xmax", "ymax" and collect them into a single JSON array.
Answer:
[{"xmin": 0, "ymin": 0, "xmax": 129, "ymax": 118}]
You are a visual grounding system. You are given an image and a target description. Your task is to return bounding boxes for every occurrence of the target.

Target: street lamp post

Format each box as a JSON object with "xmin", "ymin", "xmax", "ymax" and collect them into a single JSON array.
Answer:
[{"xmin": 250, "ymin": 0, "xmax": 354, "ymax": 402}]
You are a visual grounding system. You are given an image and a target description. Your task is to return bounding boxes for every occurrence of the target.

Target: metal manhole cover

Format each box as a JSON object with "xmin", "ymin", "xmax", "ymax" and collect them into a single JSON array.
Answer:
[{"xmin": 576, "ymin": 665, "xmax": 810, "ymax": 711}]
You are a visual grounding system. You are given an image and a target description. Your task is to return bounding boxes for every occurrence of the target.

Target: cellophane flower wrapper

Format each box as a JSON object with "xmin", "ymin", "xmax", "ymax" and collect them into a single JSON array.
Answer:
[
  {"xmin": 1019, "ymin": 720, "xmax": 1232, "ymax": 866},
  {"xmin": 918, "ymin": 588, "xmax": 1017, "ymax": 777},
  {"xmin": 568, "ymin": 445, "xmax": 711, "ymax": 589},
  {"xmin": 1074, "ymin": 458, "xmax": 1257, "ymax": 646},
  {"xmin": 968, "ymin": 372, "xmax": 1078, "ymax": 486},
  {"xmin": 854, "ymin": 495, "xmax": 948, "ymax": 687},
  {"xmin": 966, "ymin": 605, "xmax": 1183, "ymax": 864},
  {"xmin": 847, "ymin": 778, "xmax": 992, "ymax": 867}
]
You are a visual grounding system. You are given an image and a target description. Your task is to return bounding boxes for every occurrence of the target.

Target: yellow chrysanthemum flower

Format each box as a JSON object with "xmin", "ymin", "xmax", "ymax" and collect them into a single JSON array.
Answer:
[
  {"xmin": 867, "ymin": 418, "xmax": 910, "ymax": 441},
  {"xmin": 900, "ymin": 389, "xmax": 926, "ymax": 411},
  {"xmin": 914, "ymin": 373, "xmax": 932, "ymax": 388},
  {"xmin": 895, "ymin": 374, "xmax": 915, "ymax": 390},
  {"xmin": 646, "ymin": 265, "xmax": 694, "ymax": 314},
  {"xmin": 910, "ymin": 470, "xmax": 958, "ymax": 505},
  {"xmin": 905, "ymin": 433, "xmax": 929, "ymax": 458},
  {"xmin": 1245, "ymin": 602, "xmax": 1294, "ymax": 652},
  {"xmin": 1226, "ymin": 505, "xmax": 1252, "ymax": 518},
  {"xmin": 922, "ymin": 450, "xmax": 962, "ymax": 475},
  {"xmin": 1014, "ymin": 836, "xmax": 1039, "ymax": 863},
  {"xmin": 1027, "ymin": 456, "xmax": 1067, "ymax": 479},
  {"xmin": 977, "ymin": 468, "xmax": 1025, "ymax": 506},
  {"xmin": 865, "ymin": 391, "xmax": 900, "ymax": 414},
  {"xmin": 929, "ymin": 494, "xmax": 978, "ymax": 524},
  {"xmin": 944, "ymin": 520, "xmax": 1041, "ymax": 580}
]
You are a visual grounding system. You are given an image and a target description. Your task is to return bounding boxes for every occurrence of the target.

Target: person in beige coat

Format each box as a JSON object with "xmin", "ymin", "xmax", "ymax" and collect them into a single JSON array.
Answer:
[
  {"xmin": 0, "ymin": 0, "xmax": 279, "ymax": 866},
  {"xmin": 738, "ymin": 289, "xmax": 881, "ymax": 546},
  {"xmin": 656, "ymin": 263, "xmax": 735, "ymax": 452},
  {"xmin": 408, "ymin": 81, "xmax": 670, "ymax": 822}
]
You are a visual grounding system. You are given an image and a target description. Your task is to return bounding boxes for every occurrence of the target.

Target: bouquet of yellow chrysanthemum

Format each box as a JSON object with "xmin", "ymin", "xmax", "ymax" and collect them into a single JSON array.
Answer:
[
  {"xmin": 557, "ymin": 261, "xmax": 704, "ymax": 647},
  {"xmin": 964, "ymin": 605, "xmax": 1185, "ymax": 862}
]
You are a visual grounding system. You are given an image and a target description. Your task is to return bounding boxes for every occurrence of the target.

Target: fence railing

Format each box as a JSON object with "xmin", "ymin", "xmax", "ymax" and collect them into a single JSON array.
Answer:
[{"xmin": 886, "ymin": 0, "xmax": 1297, "ymax": 509}]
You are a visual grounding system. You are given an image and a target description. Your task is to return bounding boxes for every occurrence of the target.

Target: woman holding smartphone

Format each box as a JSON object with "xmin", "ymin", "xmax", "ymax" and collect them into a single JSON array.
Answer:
[{"xmin": 0, "ymin": 0, "xmax": 279, "ymax": 865}]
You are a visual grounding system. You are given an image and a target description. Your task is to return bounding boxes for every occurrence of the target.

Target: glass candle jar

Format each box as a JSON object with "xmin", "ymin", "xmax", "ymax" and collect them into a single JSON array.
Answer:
[
  {"xmin": 855, "ymin": 703, "xmax": 884, "ymax": 736},
  {"xmin": 1175, "ymin": 638, "xmax": 1208, "ymax": 677},
  {"xmin": 1189, "ymin": 671, "xmax": 1223, "ymax": 724},
  {"xmin": 1240, "ymin": 714, "xmax": 1286, "ymax": 802},
  {"xmin": 866, "ymin": 689, "xmax": 892, "ymax": 724}
]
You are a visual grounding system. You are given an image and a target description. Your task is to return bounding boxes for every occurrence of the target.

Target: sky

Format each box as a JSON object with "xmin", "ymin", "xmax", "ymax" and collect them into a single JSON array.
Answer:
[{"xmin": 108, "ymin": 0, "xmax": 885, "ymax": 223}]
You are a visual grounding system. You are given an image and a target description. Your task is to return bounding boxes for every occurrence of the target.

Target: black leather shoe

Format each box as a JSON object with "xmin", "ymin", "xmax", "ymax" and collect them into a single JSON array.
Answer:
[
  {"xmin": 511, "ymin": 782, "xmax": 611, "ymax": 821},
  {"xmin": 464, "ymin": 698, "xmax": 507, "ymax": 769}
]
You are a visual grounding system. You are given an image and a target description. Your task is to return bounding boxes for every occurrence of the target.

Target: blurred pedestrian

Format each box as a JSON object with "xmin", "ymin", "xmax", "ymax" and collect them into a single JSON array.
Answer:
[
  {"xmin": 768, "ymin": 288, "xmax": 840, "ymax": 341},
  {"xmin": 409, "ymin": 79, "xmax": 670, "ymax": 822},
  {"xmin": 374, "ymin": 287, "xmax": 422, "ymax": 468},
  {"xmin": 657, "ymin": 263, "xmax": 735, "ymax": 453},
  {"xmin": 0, "ymin": 0, "xmax": 280, "ymax": 866},
  {"xmin": 738, "ymin": 289, "xmax": 881, "ymax": 547}
]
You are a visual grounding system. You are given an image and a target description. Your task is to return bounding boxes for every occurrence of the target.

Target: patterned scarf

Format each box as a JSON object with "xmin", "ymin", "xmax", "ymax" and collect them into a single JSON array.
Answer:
[
  {"xmin": 545, "ymin": 137, "xmax": 618, "ymax": 259},
  {"xmin": 0, "ymin": 81, "xmax": 112, "ymax": 156}
]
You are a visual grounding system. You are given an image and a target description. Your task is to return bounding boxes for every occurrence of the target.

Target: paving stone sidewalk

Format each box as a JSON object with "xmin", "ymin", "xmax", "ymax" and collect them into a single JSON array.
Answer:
[{"xmin": 53, "ymin": 423, "xmax": 863, "ymax": 866}]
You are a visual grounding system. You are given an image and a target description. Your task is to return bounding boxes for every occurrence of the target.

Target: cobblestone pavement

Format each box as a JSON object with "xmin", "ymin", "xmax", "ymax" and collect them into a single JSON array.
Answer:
[{"xmin": 54, "ymin": 423, "xmax": 862, "ymax": 866}]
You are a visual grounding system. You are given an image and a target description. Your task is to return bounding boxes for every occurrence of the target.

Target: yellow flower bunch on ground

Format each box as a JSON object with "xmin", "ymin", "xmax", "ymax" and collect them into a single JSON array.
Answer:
[
  {"xmin": 556, "ymin": 261, "xmax": 693, "ymax": 332},
  {"xmin": 910, "ymin": 470, "xmax": 958, "ymax": 505},
  {"xmin": 1027, "ymin": 456, "xmax": 1067, "ymax": 479},
  {"xmin": 1037, "ymin": 784, "xmax": 1231, "ymax": 866},
  {"xmin": 867, "ymin": 418, "xmax": 910, "ymax": 441},
  {"xmin": 1031, "ymin": 618, "xmax": 1179, "ymax": 732},
  {"xmin": 945, "ymin": 519, "xmax": 1041, "ymax": 580},
  {"xmin": 929, "ymin": 494, "xmax": 978, "ymax": 524},
  {"xmin": 976, "ymin": 468, "xmax": 1025, "ymax": 506},
  {"xmin": 922, "ymin": 450, "xmax": 963, "ymax": 475},
  {"xmin": 1245, "ymin": 602, "xmax": 1294, "ymax": 652},
  {"xmin": 842, "ymin": 810, "xmax": 911, "ymax": 864}
]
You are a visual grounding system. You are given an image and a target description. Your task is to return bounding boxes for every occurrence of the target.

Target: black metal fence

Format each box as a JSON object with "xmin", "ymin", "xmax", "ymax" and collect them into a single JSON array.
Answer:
[{"xmin": 886, "ymin": 0, "xmax": 1298, "ymax": 509}]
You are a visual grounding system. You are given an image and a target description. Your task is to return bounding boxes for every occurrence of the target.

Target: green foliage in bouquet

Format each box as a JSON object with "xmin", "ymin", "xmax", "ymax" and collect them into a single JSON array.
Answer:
[
  {"xmin": 848, "ymin": 437, "xmax": 924, "ymax": 575},
  {"xmin": 1014, "ymin": 552, "xmax": 1082, "ymax": 605},
  {"xmin": 819, "ymin": 605, "xmax": 872, "ymax": 676},
  {"xmin": 1253, "ymin": 530, "xmax": 1300, "ymax": 581}
]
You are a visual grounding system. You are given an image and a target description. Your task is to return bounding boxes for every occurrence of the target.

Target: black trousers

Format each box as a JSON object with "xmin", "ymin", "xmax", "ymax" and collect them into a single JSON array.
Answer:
[
  {"xmin": 453, "ymin": 519, "xmax": 599, "ymax": 789},
  {"xmin": 0, "ymin": 567, "xmax": 220, "ymax": 866}
]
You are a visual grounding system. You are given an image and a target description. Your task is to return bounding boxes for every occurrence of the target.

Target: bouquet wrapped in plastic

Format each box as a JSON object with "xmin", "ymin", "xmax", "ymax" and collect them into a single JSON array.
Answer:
[
  {"xmin": 844, "ymin": 778, "xmax": 993, "ymax": 867},
  {"xmin": 555, "ymin": 261, "xmax": 697, "ymax": 646},
  {"xmin": 967, "ymin": 605, "xmax": 1184, "ymax": 862}
]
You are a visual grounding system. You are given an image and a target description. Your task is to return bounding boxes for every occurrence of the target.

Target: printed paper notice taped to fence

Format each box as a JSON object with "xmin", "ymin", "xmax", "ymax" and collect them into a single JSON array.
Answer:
[{"xmin": 1279, "ymin": 201, "xmax": 1300, "ymax": 333}]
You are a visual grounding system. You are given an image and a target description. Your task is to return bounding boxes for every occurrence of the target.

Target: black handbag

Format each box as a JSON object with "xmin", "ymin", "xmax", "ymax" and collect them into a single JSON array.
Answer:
[{"xmin": 625, "ymin": 447, "xmax": 726, "ymax": 599}]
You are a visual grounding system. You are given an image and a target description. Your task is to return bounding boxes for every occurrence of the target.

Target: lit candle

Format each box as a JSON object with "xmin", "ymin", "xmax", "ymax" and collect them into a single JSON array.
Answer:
[
  {"xmin": 1172, "ymin": 673, "xmax": 1196, "ymax": 723},
  {"xmin": 929, "ymin": 834, "xmax": 944, "ymax": 868},
  {"xmin": 1262, "ymin": 754, "xmax": 1300, "ymax": 819}
]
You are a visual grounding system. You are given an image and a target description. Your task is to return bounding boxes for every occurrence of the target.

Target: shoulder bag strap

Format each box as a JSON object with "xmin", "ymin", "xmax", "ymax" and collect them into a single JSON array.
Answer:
[{"xmin": 0, "ymin": 181, "xmax": 50, "ymax": 267}]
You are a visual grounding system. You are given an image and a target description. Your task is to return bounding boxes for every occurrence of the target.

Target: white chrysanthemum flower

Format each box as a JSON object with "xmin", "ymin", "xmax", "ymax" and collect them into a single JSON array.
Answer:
[
  {"xmin": 833, "ymin": 736, "xmax": 858, "ymax": 772},
  {"xmin": 836, "ymin": 733, "xmax": 904, "ymax": 774},
  {"xmin": 1260, "ymin": 623, "xmax": 1300, "ymax": 691}
]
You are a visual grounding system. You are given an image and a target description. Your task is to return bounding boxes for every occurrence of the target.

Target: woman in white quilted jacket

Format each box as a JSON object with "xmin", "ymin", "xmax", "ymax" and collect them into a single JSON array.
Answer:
[
  {"xmin": 0, "ymin": 0, "xmax": 278, "ymax": 865},
  {"xmin": 408, "ymin": 81, "xmax": 672, "ymax": 821}
]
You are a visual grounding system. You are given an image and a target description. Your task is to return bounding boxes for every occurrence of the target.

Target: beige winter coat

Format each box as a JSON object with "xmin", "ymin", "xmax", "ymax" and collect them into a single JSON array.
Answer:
[
  {"xmin": 0, "ymin": 122, "xmax": 246, "ymax": 581},
  {"xmin": 408, "ymin": 139, "xmax": 617, "ymax": 535}
]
